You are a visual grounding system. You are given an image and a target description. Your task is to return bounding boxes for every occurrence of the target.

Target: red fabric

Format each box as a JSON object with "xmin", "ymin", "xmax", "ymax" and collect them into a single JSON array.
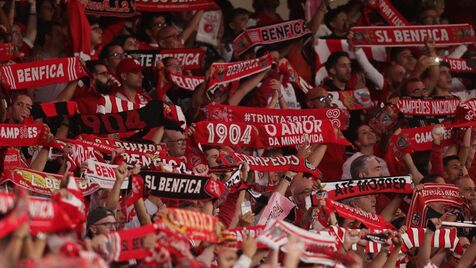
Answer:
[
  {"xmin": 73, "ymin": 86, "xmax": 103, "ymax": 114},
  {"xmin": 254, "ymin": 11, "xmax": 283, "ymax": 26},
  {"xmin": 94, "ymin": 19, "xmax": 126, "ymax": 58},
  {"xmin": 243, "ymin": 74, "xmax": 277, "ymax": 107},
  {"xmin": 286, "ymin": 46, "xmax": 313, "ymax": 85},
  {"xmin": 429, "ymin": 143, "xmax": 445, "ymax": 175},
  {"xmin": 218, "ymin": 191, "xmax": 239, "ymax": 227},
  {"xmin": 318, "ymin": 144, "xmax": 345, "ymax": 181},
  {"xmin": 468, "ymin": 152, "xmax": 476, "ymax": 183},
  {"xmin": 67, "ymin": 0, "xmax": 91, "ymax": 58}
]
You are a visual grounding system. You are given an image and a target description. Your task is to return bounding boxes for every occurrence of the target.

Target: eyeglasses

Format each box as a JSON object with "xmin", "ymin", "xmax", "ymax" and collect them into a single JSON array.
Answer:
[
  {"xmin": 311, "ymin": 94, "xmax": 332, "ymax": 103},
  {"xmin": 153, "ymin": 22, "xmax": 167, "ymax": 29},
  {"xmin": 168, "ymin": 138, "xmax": 187, "ymax": 145},
  {"xmin": 93, "ymin": 221, "xmax": 123, "ymax": 229},
  {"xmin": 94, "ymin": 71, "xmax": 110, "ymax": 77},
  {"xmin": 109, "ymin": 52, "xmax": 127, "ymax": 58}
]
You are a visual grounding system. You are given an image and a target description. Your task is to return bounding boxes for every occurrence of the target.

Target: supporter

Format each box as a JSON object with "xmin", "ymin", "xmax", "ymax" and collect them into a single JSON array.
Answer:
[
  {"xmin": 444, "ymin": 155, "xmax": 465, "ymax": 183},
  {"xmin": 432, "ymin": 61, "xmax": 455, "ymax": 97},
  {"xmin": 99, "ymin": 43, "xmax": 127, "ymax": 75},
  {"xmin": 390, "ymin": 47, "xmax": 418, "ymax": 74},
  {"xmin": 323, "ymin": 51, "xmax": 352, "ymax": 91},
  {"xmin": 156, "ymin": 26, "xmax": 184, "ymax": 49},
  {"xmin": 162, "ymin": 129, "xmax": 187, "ymax": 157},
  {"xmin": 252, "ymin": 0, "xmax": 283, "ymax": 26},
  {"xmin": 5, "ymin": 94, "xmax": 32, "ymax": 124},
  {"xmin": 86, "ymin": 206, "xmax": 119, "ymax": 238},
  {"xmin": 137, "ymin": 13, "xmax": 170, "ymax": 47},
  {"xmin": 114, "ymin": 58, "xmax": 150, "ymax": 105},
  {"xmin": 322, "ymin": 5, "xmax": 350, "ymax": 39}
]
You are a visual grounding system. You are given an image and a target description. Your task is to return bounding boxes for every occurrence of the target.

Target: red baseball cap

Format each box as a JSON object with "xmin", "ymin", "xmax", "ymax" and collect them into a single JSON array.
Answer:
[{"xmin": 116, "ymin": 58, "xmax": 142, "ymax": 77}]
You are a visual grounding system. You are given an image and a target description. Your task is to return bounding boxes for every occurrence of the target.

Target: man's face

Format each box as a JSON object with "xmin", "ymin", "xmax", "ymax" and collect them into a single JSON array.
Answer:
[
  {"xmin": 406, "ymin": 81, "xmax": 428, "ymax": 97},
  {"xmin": 158, "ymin": 27, "xmax": 183, "ymax": 49},
  {"xmin": 395, "ymin": 49, "xmax": 417, "ymax": 73},
  {"xmin": 215, "ymin": 246, "xmax": 238, "ymax": 268},
  {"xmin": 148, "ymin": 15, "xmax": 167, "ymax": 42},
  {"xmin": 437, "ymin": 66, "xmax": 452, "ymax": 91},
  {"xmin": 356, "ymin": 125, "xmax": 376, "ymax": 148},
  {"xmin": 123, "ymin": 37, "xmax": 139, "ymax": 51},
  {"xmin": 122, "ymin": 71, "xmax": 144, "ymax": 90},
  {"xmin": 446, "ymin": 159, "xmax": 464, "ymax": 182},
  {"xmin": 386, "ymin": 64, "xmax": 406, "ymax": 88},
  {"xmin": 164, "ymin": 58, "xmax": 183, "ymax": 74},
  {"xmin": 421, "ymin": 9, "xmax": 439, "ymax": 25},
  {"xmin": 351, "ymin": 195, "xmax": 377, "ymax": 214},
  {"xmin": 456, "ymin": 177, "xmax": 476, "ymax": 204},
  {"xmin": 205, "ymin": 148, "xmax": 220, "ymax": 167},
  {"xmin": 106, "ymin": 45, "xmax": 126, "ymax": 71},
  {"xmin": 90, "ymin": 24, "xmax": 103, "ymax": 47},
  {"xmin": 330, "ymin": 12, "xmax": 349, "ymax": 35},
  {"xmin": 90, "ymin": 215, "xmax": 118, "ymax": 236},
  {"xmin": 229, "ymin": 14, "xmax": 249, "ymax": 34},
  {"xmin": 306, "ymin": 87, "xmax": 332, "ymax": 109},
  {"xmin": 93, "ymin": 65, "xmax": 113, "ymax": 94},
  {"xmin": 11, "ymin": 95, "xmax": 32, "ymax": 123},
  {"xmin": 165, "ymin": 130, "xmax": 187, "ymax": 157},
  {"xmin": 362, "ymin": 158, "xmax": 382, "ymax": 178},
  {"xmin": 291, "ymin": 177, "xmax": 314, "ymax": 210},
  {"xmin": 331, "ymin": 56, "xmax": 351, "ymax": 83},
  {"xmin": 39, "ymin": 0, "xmax": 54, "ymax": 22}
]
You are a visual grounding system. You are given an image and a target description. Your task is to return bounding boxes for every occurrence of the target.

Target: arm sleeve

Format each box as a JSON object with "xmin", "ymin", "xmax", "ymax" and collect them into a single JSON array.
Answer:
[
  {"xmin": 354, "ymin": 48, "xmax": 384, "ymax": 89},
  {"xmin": 430, "ymin": 143, "xmax": 445, "ymax": 175},
  {"xmin": 232, "ymin": 255, "xmax": 252, "ymax": 268},
  {"xmin": 447, "ymin": 45, "xmax": 468, "ymax": 59}
]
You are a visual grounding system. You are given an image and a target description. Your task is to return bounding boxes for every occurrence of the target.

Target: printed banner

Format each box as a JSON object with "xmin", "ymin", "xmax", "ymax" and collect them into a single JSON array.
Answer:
[
  {"xmin": 231, "ymin": 152, "xmax": 321, "ymax": 178},
  {"xmin": 329, "ymin": 88, "xmax": 374, "ymax": 110},
  {"xmin": 397, "ymin": 97, "xmax": 460, "ymax": 117},
  {"xmin": 350, "ymin": 24, "xmax": 475, "ymax": 47},
  {"xmin": 106, "ymin": 224, "xmax": 157, "ymax": 262},
  {"xmin": 80, "ymin": 134, "xmax": 167, "ymax": 153},
  {"xmin": 454, "ymin": 99, "xmax": 476, "ymax": 127},
  {"xmin": 257, "ymin": 192, "xmax": 296, "ymax": 225},
  {"xmin": 127, "ymin": 48, "xmax": 204, "ymax": 69},
  {"xmin": 399, "ymin": 124, "xmax": 455, "ymax": 152},
  {"xmin": 71, "ymin": 100, "xmax": 183, "ymax": 134},
  {"xmin": 84, "ymin": 160, "xmax": 128, "ymax": 190},
  {"xmin": 442, "ymin": 58, "xmax": 476, "ymax": 73},
  {"xmin": 141, "ymin": 170, "xmax": 224, "ymax": 200},
  {"xmin": 169, "ymin": 72, "xmax": 205, "ymax": 91},
  {"xmin": 134, "ymin": 0, "xmax": 219, "ymax": 12},
  {"xmin": 205, "ymin": 104, "xmax": 349, "ymax": 130},
  {"xmin": 0, "ymin": 57, "xmax": 87, "ymax": 90},
  {"xmin": 85, "ymin": 0, "xmax": 136, "ymax": 17},
  {"xmin": 326, "ymin": 199, "xmax": 394, "ymax": 229},
  {"xmin": 321, "ymin": 176, "xmax": 413, "ymax": 200},
  {"xmin": 1, "ymin": 168, "xmax": 99, "ymax": 196},
  {"xmin": 31, "ymin": 101, "xmax": 78, "ymax": 119},
  {"xmin": 233, "ymin": 19, "xmax": 312, "ymax": 56},
  {"xmin": 223, "ymin": 225, "xmax": 266, "ymax": 248},
  {"xmin": 194, "ymin": 120, "xmax": 351, "ymax": 148},
  {"xmin": 196, "ymin": 10, "xmax": 222, "ymax": 46},
  {"xmin": 207, "ymin": 54, "xmax": 273, "ymax": 90},
  {"xmin": 0, "ymin": 194, "xmax": 28, "ymax": 239},
  {"xmin": 367, "ymin": 0, "xmax": 409, "ymax": 26},
  {"xmin": 4, "ymin": 148, "xmax": 28, "ymax": 169},
  {"xmin": 407, "ymin": 184, "xmax": 468, "ymax": 228},
  {"xmin": 159, "ymin": 208, "xmax": 225, "ymax": 243},
  {"xmin": 0, "ymin": 124, "xmax": 46, "ymax": 147}
]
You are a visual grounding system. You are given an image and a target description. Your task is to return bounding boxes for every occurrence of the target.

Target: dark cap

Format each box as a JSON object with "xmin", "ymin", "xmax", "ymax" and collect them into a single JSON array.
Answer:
[
  {"xmin": 86, "ymin": 206, "xmax": 115, "ymax": 229},
  {"xmin": 116, "ymin": 58, "xmax": 142, "ymax": 78}
]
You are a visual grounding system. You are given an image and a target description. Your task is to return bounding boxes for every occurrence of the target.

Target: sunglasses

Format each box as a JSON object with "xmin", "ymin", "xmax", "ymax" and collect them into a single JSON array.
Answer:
[{"xmin": 311, "ymin": 94, "xmax": 332, "ymax": 103}]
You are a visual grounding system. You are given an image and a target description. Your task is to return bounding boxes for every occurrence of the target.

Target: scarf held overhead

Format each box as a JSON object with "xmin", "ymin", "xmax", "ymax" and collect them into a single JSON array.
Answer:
[
  {"xmin": 0, "ymin": 124, "xmax": 46, "ymax": 147},
  {"xmin": 141, "ymin": 170, "xmax": 224, "ymax": 200},
  {"xmin": 233, "ymin": 19, "xmax": 312, "ymax": 56},
  {"xmin": 350, "ymin": 24, "xmax": 475, "ymax": 47},
  {"xmin": 396, "ymin": 97, "xmax": 460, "ymax": 117},
  {"xmin": 205, "ymin": 104, "xmax": 350, "ymax": 130},
  {"xmin": 134, "ymin": 0, "xmax": 219, "ymax": 12},
  {"xmin": 193, "ymin": 120, "xmax": 351, "ymax": 148},
  {"xmin": 127, "ymin": 48, "xmax": 204, "ymax": 69},
  {"xmin": 85, "ymin": 0, "xmax": 136, "ymax": 17},
  {"xmin": 0, "ymin": 57, "xmax": 88, "ymax": 90}
]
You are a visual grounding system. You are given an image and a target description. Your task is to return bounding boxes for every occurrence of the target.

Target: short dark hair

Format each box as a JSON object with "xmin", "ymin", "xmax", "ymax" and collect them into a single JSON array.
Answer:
[
  {"xmin": 99, "ymin": 43, "xmax": 122, "ymax": 61},
  {"xmin": 420, "ymin": 173, "xmax": 444, "ymax": 184},
  {"xmin": 325, "ymin": 51, "xmax": 350, "ymax": 73},
  {"xmin": 350, "ymin": 155, "xmax": 372, "ymax": 179},
  {"xmin": 85, "ymin": 60, "xmax": 105, "ymax": 74},
  {"xmin": 324, "ymin": 5, "xmax": 347, "ymax": 31},
  {"xmin": 390, "ymin": 47, "xmax": 412, "ymax": 62},
  {"xmin": 439, "ymin": 61, "xmax": 451, "ymax": 69},
  {"xmin": 401, "ymin": 77, "xmax": 423, "ymax": 97},
  {"xmin": 443, "ymin": 155, "xmax": 460, "ymax": 168}
]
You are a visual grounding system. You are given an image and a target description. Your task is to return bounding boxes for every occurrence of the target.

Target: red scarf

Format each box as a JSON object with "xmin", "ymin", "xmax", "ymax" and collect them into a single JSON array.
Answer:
[
  {"xmin": 0, "ymin": 192, "xmax": 28, "ymax": 239},
  {"xmin": 85, "ymin": 0, "xmax": 135, "ymax": 17},
  {"xmin": 67, "ymin": 0, "xmax": 91, "ymax": 60},
  {"xmin": 0, "ymin": 124, "xmax": 49, "ymax": 147},
  {"xmin": 205, "ymin": 104, "xmax": 350, "ymax": 130},
  {"xmin": 0, "ymin": 57, "xmax": 88, "ymax": 90},
  {"xmin": 232, "ymin": 20, "xmax": 312, "ymax": 57},
  {"xmin": 350, "ymin": 24, "xmax": 476, "ymax": 47},
  {"xmin": 1, "ymin": 167, "xmax": 99, "ymax": 196},
  {"xmin": 134, "ymin": 0, "xmax": 218, "ymax": 12},
  {"xmin": 442, "ymin": 58, "xmax": 476, "ymax": 73},
  {"xmin": 330, "ymin": 88, "xmax": 374, "ymax": 110},
  {"xmin": 105, "ymin": 224, "xmax": 157, "ymax": 262},
  {"xmin": 406, "ymin": 183, "xmax": 469, "ymax": 228},
  {"xmin": 223, "ymin": 225, "xmax": 266, "ymax": 248},
  {"xmin": 454, "ymin": 99, "xmax": 476, "ymax": 127},
  {"xmin": 399, "ymin": 124, "xmax": 455, "ymax": 152},
  {"xmin": 0, "ymin": 43, "xmax": 15, "ymax": 62},
  {"xmin": 84, "ymin": 160, "xmax": 128, "ymax": 190},
  {"xmin": 326, "ymin": 199, "xmax": 394, "ymax": 229},
  {"xmin": 207, "ymin": 54, "xmax": 273, "ymax": 91},
  {"xmin": 80, "ymin": 134, "xmax": 167, "ymax": 153},
  {"xmin": 194, "ymin": 120, "xmax": 351, "ymax": 148},
  {"xmin": 366, "ymin": 0, "xmax": 409, "ymax": 26},
  {"xmin": 127, "ymin": 48, "xmax": 205, "ymax": 69},
  {"xmin": 31, "ymin": 101, "xmax": 78, "ymax": 119},
  {"xmin": 322, "ymin": 176, "xmax": 413, "ymax": 200},
  {"xmin": 169, "ymin": 72, "xmax": 205, "ymax": 91},
  {"xmin": 397, "ymin": 97, "xmax": 460, "ymax": 117}
]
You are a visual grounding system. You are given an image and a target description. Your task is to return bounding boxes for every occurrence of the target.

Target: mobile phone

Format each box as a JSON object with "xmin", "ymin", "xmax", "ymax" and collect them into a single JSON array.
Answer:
[{"xmin": 241, "ymin": 200, "xmax": 252, "ymax": 215}]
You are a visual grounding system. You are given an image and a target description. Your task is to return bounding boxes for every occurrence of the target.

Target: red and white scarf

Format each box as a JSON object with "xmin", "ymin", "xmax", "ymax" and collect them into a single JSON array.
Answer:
[
  {"xmin": 257, "ymin": 192, "xmax": 296, "ymax": 225},
  {"xmin": 329, "ymin": 88, "xmax": 374, "ymax": 110},
  {"xmin": 1, "ymin": 167, "xmax": 99, "ymax": 196},
  {"xmin": 407, "ymin": 184, "xmax": 469, "ymax": 228},
  {"xmin": 322, "ymin": 176, "xmax": 413, "ymax": 200},
  {"xmin": 399, "ymin": 124, "xmax": 455, "ymax": 152},
  {"xmin": 232, "ymin": 20, "xmax": 312, "ymax": 57},
  {"xmin": 85, "ymin": 0, "xmax": 135, "ymax": 17},
  {"xmin": 366, "ymin": 0, "xmax": 409, "ymax": 26},
  {"xmin": 454, "ymin": 98, "xmax": 476, "ymax": 127},
  {"xmin": 0, "ymin": 124, "xmax": 47, "ymax": 147},
  {"xmin": 169, "ymin": 72, "xmax": 205, "ymax": 91},
  {"xmin": 397, "ymin": 96, "xmax": 460, "ymax": 117},
  {"xmin": 205, "ymin": 103, "xmax": 350, "ymax": 130},
  {"xmin": 0, "ymin": 43, "xmax": 15, "ymax": 62},
  {"xmin": 84, "ymin": 160, "xmax": 128, "ymax": 190},
  {"xmin": 194, "ymin": 120, "xmax": 351, "ymax": 148},
  {"xmin": 105, "ymin": 223, "xmax": 157, "ymax": 262},
  {"xmin": 96, "ymin": 95, "xmax": 145, "ymax": 114},
  {"xmin": 0, "ymin": 57, "xmax": 87, "ymax": 90},
  {"xmin": 442, "ymin": 58, "xmax": 476, "ymax": 73},
  {"xmin": 349, "ymin": 24, "xmax": 476, "ymax": 47},
  {"xmin": 134, "ymin": 0, "xmax": 218, "ymax": 12},
  {"xmin": 207, "ymin": 53, "xmax": 273, "ymax": 91},
  {"xmin": 128, "ymin": 48, "xmax": 205, "ymax": 69},
  {"xmin": 223, "ymin": 225, "xmax": 266, "ymax": 248}
]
